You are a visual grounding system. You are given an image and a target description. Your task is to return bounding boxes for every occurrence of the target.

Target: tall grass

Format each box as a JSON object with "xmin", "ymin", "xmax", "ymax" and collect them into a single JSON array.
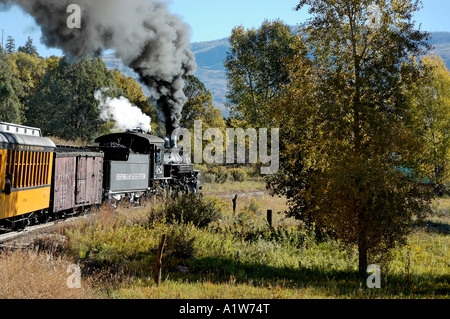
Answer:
[
  {"xmin": 5, "ymin": 194, "xmax": 448, "ymax": 299},
  {"xmin": 0, "ymin": 249, "xmax": 96, "ymax": 299}
]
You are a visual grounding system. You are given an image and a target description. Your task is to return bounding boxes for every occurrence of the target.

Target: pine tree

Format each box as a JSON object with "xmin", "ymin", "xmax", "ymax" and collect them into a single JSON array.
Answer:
[
  {"xmin": 18, "ymin": 36, "xmax": 38, "ymax": 56},
  {"xmin": 5, "ymin": 36, "xmax": 15, "ymax": 54},
  {"xmin": 26, "ymin": 56, "xmax": 120, "ymax": 141}
]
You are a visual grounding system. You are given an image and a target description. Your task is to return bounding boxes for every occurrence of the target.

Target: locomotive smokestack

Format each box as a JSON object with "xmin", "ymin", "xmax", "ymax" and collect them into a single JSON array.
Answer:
[{"xmin": 0, "ymin": 0, "xmax": 196, "ymax": 131}]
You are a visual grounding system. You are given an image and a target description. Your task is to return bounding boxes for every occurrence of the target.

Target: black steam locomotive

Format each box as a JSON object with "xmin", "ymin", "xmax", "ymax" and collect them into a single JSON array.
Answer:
[
  {"xmin": 0, "ymin": 122, "xmax": 201, "ymax": 230},
  {"xmin": 95, "ymin": 129, "xmax": 201, "ymax": 206}
]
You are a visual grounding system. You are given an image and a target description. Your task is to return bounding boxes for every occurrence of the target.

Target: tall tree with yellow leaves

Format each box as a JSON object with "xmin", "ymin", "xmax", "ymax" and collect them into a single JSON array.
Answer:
[
  {"xmin": 408, "ymin": 55, "xmax": 450, "ymax": 195},
  {"xmin": 268, "ymin": 0, "xmax": 433, "ymax": 279}
]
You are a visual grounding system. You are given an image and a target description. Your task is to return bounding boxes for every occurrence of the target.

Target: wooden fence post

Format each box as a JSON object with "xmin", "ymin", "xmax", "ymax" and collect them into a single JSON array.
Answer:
[
  {"xmin": 267, "ymin": 210, "xmax": 273, "ymax": 228},
  {"xmin": 155, "ymin": 234, "xmax": 166, "ymax": 286},
  {"xmin": 232, "ymin": 194, "xmax": 238, "ymax": 213}
]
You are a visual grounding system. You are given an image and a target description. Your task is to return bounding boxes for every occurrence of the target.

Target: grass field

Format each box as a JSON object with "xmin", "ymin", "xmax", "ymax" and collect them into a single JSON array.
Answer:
[{"xmin": 0, "ymin": 180, "xmax": 448, "ymax": 299}]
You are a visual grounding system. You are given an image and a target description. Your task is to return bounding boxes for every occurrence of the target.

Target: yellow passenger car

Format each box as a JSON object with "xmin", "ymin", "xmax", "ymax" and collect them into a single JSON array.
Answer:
[{"xmin": 0, "ymin": 122, "xmax": 56, "ymax": 229}]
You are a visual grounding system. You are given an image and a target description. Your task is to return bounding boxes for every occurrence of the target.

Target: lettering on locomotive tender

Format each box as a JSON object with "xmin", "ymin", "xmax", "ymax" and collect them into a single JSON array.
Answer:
[{"xmin": 116, "ymin": 174, "xmax": 146, "ymax": 181}]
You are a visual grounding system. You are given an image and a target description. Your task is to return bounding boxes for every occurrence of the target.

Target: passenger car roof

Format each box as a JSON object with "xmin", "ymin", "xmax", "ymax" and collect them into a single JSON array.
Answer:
[{"xmin": 0, "ymin": 132, "xmax": 56, "ymax": 150}]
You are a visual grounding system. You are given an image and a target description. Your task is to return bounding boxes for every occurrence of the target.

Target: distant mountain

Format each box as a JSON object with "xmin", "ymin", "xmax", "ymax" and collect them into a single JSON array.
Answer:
[
  {"xmin": 103, "ymin": 31, "xmax": 450, "ymax": 118},
  {"xmin": 190, "ymin": 38, "xmax": 230, "ymax": 115},
  {"xmin": 428, "ymin": 32, "xmax": 450, "ymax": 67},
  {"xmin": 191, "ymin": 37, "xmax": 229, "ymax": 71}
]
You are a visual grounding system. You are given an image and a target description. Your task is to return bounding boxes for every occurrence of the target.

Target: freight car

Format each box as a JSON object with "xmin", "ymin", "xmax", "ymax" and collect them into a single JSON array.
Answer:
[
  {"xmin": 0, "ymin": 122, "xmax": 201, "ymax": 230},
  {"xmin": 51, "ymin": 146, "xmax": 104, "ymax": 218}
]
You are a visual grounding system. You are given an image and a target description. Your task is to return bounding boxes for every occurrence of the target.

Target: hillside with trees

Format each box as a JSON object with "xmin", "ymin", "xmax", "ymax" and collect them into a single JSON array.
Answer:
[
  {"xmin": 0, "ymin": 37, "xmax": 225, "ymax": 142},
  {"xmin": 100, "ymin": 32, "xmax": 450, "ymax": 119}
]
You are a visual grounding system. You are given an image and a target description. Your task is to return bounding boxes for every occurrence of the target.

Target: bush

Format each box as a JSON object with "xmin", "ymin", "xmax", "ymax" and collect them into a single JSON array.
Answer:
[
  {"xmin": 228, "ymin": 168, "xmax": 248, "ymax": 182},
  {"xmin": 165, "ymin": 223, "xmax": 197, "ymax": 259},
  {"xmin": 203, "ymin": 173, "xmax": 216, "ymax": 183},
  {"xmin": 202, "ymin": 166, "xmax": 248, "ymax": 183},
  {"xmin": 430, "ymin": 197, "xmax": 450, "ymax": 217},
  {"xmin": 205, "ymin": 166, "xmax": 230, "ymax": 184},
  {"xmin": 149, "ymin": 194, "xmax": 230, "ymax": 228},
  {"xmin": 243, "ymin": 198, "xmax": 261, "ymax": 215},
  {"xmin": 234, "ymin": 208, "xmax": 259, "ymax": 229}
]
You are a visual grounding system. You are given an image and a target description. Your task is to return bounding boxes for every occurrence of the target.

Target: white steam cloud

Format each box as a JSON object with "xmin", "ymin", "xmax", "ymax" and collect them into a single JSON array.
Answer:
[{"xmin": 95, "ymin": 89, "xmax": 152, "ymax": 133}]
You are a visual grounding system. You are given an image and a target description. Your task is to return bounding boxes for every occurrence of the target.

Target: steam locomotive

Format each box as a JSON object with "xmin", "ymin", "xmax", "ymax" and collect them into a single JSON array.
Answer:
[{"xmin": 0, "ymin": 122, "xmax": 201, "ymax": 230}]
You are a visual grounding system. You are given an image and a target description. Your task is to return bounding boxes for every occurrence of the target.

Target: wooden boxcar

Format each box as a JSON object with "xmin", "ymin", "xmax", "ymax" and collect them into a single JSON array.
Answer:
[{"xmin": 52, "ymin": 147, "xmax": 104, "ymax": 214}]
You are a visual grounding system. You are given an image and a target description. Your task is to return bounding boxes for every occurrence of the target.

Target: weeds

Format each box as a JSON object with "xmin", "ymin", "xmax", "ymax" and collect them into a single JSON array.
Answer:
[
  {"xmin": 2, "ymin": 193, "xmax": 448, "ymax": 299},
  {"xmin": 148, "ymin": 194, "xmax": 229, "ymax": 228},
  {"xmin": 0, "ymin": 249, "xmax": 96, "ymax": 299},
  {"xmin": 65, "ymin": 194, "xmax": 450, "ymax": 298}
]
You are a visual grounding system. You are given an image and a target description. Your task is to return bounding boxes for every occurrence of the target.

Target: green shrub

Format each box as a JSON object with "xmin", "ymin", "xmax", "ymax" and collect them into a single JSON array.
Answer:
[
  {"xmin": 149, "ymin": 194, "xmax": 230, "ymax": 228},
  {"xmin": 205, "ymin": 166, "xmax": 230, "ymax": 184},
  {"xmin": 228, "ymin": 168, "xmax": 248, "ymax": 182},
  {"xmin": 203, "ymin": 173, "xmax": 216, "ymax": 183},
  {"xmin": 203, "ymin": 166, "xmax": 250, "ymax": 183},
  {"xmin": 165, "ymin": 223, "xmax": 197, "ymax": 259},
  {"xmin": 235, "ymin": 208, "xmax": 259, "ymax": 229},
  {"xmin": 430, "ymin": 197, "xmax": 450, "ymax": 217},
  {"xmin": 243, "ymin": 198, "xmax": 261, "ymax": 215}
]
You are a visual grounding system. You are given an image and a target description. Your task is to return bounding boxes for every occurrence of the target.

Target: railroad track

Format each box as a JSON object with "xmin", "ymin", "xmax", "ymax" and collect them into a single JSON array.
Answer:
[
  {"xmin": 0, "ymin": 223, "xmax": 57, "ymax": 245},
  {"xmin": 0, "ymin": 215, "xmax": 87, "ymax": 250}
]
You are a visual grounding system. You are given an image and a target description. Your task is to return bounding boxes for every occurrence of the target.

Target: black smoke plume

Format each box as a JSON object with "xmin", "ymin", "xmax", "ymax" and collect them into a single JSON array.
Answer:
[{"xmin": 0, "ymin": 0, "xmax": 196, "ymax": 134}]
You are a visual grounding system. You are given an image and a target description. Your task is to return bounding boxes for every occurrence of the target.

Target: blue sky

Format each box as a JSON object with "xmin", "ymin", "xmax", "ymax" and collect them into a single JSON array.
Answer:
[
  {"xmin": 0, "ymin": 0, "xmax": 449, "ymax": 57},
  {"xmin": 169, "ymin": 0, "xmax": 450, "ymax": 41}
]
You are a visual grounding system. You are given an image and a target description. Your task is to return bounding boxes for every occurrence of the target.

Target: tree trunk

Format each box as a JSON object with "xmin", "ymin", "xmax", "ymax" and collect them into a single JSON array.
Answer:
[
  {"xmin": 358, "ymin": 243, "xmax": 368, "ymax": 280},
  {"xmin": 358, "ymin": 209, "xmax": 368, "ymax": 280},
  {"xmin": 434, "ymin": 163, "xmax": 445, "ymax": 196}
]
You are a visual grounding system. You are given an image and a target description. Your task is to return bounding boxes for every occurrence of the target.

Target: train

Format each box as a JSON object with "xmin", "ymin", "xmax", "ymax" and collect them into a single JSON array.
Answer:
[{"xmin": 0, "ymin": 122, "xmax": 201, "ymax": 230}]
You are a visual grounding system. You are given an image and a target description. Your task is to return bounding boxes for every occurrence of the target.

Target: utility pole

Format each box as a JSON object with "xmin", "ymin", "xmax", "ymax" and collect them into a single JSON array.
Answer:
[{"xmin": 1, "ymin": 29, "xmax": 4, "ymax": 51}]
